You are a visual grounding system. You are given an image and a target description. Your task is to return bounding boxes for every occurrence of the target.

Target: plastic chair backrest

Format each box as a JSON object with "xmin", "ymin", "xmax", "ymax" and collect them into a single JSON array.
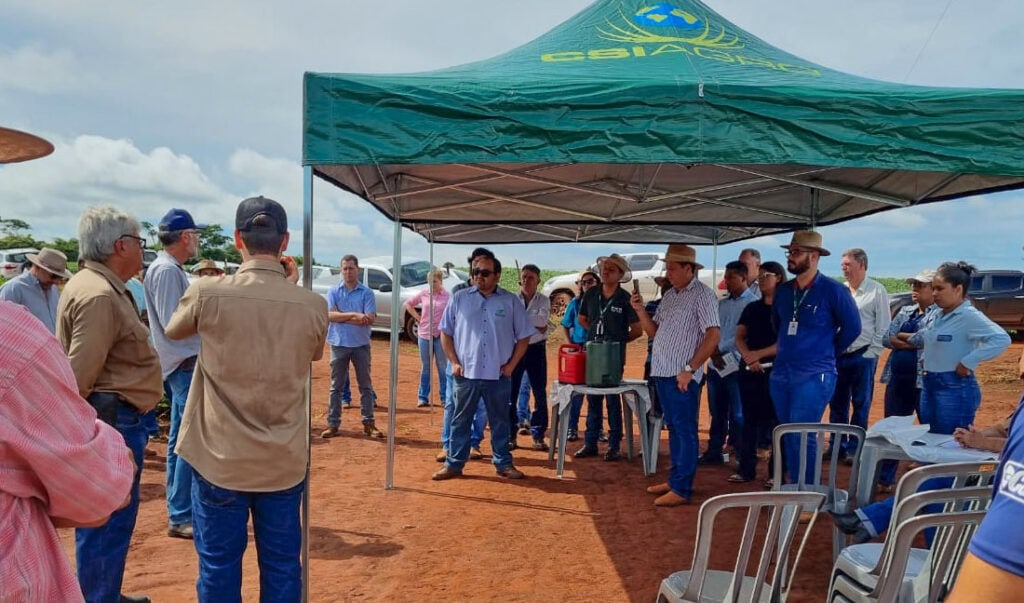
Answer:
[
  {"xmin": 682, "ymin": 491, "xmax": 827, "ymax": 603},
  {"xmin": 892, "ymin": 460, "xmax": 998, "ymax": 505},
  {"xmin": 772, "ymin": 422, "xmax": 867, "ymax": 504},
  {"xmin": 873, "ymin": 510, "xmax": 988, "ymax": 603}
]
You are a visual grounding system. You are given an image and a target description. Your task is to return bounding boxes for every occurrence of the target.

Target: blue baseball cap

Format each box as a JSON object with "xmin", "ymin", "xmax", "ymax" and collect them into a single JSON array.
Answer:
[{"xmin": 158, "ymin": 208, "xmax": 207, "ymax": 232}]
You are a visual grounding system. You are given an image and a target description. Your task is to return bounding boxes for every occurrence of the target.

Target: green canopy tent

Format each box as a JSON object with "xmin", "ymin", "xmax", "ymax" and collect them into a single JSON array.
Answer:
[{"xmin": 298, "ymin": 0, "xmax": 1024, "ymax": 524}]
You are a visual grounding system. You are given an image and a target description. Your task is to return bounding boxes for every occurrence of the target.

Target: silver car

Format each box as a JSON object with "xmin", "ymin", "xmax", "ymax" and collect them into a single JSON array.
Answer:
[{"xmin": 312, "ymin": 257, "xmax": 464, "ymax": 339}]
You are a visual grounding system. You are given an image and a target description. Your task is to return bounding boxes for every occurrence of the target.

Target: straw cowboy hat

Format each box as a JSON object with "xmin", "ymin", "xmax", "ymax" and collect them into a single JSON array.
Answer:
[
  {"xmin": 780, "ymin": 230, "xmax": 831, "ymax": 256},
  {"xmin": 905, "ymin": 268, "xmax": 935, "ymax": 284},
  {"xmin": 191, "ymin": 259, "xmax": 225, "ymax": 275},
  {"xmin": 596, "ymin": 254, "xmax": 632, "ymax": 283},
  {"xmin": 0, "ymin": 127, "xmax": 54, "ymax": 164},
  {"xmin": 664, "ymin": 244, "xmax": 704, "ymax": 271},
  {"xmin": 27, "ymin": 248, "xmax": 73, "ymax": 280}
]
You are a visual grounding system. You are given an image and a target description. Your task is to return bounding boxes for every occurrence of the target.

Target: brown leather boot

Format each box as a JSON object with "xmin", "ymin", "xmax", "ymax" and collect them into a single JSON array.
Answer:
[{"xmin": 363, "ymin": 421, "xmax": 384, "ymax": 439}]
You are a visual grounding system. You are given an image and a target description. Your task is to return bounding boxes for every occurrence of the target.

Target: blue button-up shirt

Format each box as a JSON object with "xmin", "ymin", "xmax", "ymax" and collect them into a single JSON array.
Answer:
[
  {"xmin": 772, "ymin": 271, "xmax": 861, "ymax": 379},
  {"xmin": 144, "ymin": 251, "xmax": 200, "ymax": 379},
  {"xmin": 909, "ymin": 300, "xmax": 1010, "ymax": 372},
  {"xmin": 0, "ymin": 271, "xmax": 59, "ymax": 333},
  {"xmin": 326, "ymin": 281, "xmax": 375, "ymax": 348},
  {"xmin": 718, "ymin": 288, "xmax": 756, "ymax": 355},
  {"xmin": 439, "ymin": 286, "xmax": 534, "ymax": 380}
]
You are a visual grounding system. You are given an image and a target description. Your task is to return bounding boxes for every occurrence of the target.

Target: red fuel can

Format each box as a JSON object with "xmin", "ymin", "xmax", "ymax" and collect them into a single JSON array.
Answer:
[{"xmin": 558, "ymin": 344, "xmax": 587, "ymax": 385}]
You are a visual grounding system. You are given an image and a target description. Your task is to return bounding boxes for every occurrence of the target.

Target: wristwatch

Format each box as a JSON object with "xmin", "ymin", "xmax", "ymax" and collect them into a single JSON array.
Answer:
[{"xmin": 683, "ymin": 363, "xmax": 694, "ymax": 373}]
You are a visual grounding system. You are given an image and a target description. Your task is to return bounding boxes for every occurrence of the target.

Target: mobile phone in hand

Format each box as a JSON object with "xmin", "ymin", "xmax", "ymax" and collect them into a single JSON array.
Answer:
[{"xmin": 632, "ymin": 279, "xmax": 640, "ymax": 295}]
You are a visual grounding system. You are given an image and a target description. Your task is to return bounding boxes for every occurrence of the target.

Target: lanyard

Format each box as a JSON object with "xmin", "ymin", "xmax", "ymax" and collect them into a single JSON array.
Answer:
[{"xmin": 791, "ymin": 285, "xmax": 810, "ymax": 322}]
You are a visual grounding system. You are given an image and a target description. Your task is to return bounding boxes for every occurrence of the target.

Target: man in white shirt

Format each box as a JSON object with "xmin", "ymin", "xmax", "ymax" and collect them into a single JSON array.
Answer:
[
  {"xmin": 827, "ymin": 248, "xmax": 890, "ymax": 463},
  {"xmin": 509, "ymin": 264, "xmax": 551, "ymax": 451}
]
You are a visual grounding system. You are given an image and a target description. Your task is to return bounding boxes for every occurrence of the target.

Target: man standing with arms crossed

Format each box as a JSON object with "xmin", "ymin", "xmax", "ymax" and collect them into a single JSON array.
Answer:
[
  {"xmin": 144, "ymin": 208, "xmax": 207, "ymax": 539},
  {"xmin": 57, "ymin": 205, "xmax": 163, "ymax": 603},
  {"xmin": 632, "ymin": 244, "xmax": 720, "ymax": 507},
  {"xmin": 771, "ymin": 231, "xmax": 860, "ymax": 485},
  {"xmin": 166, "ymin": 196, "xmax": 327, "ymax": 601},
  {"xmin": 433, "ymin": 250, "xmax": 534, "ymax": 480},
  {"xmin": 827, "ymin": 248, "xmax": 890, "ymax": 463},
  {"xmin": 321, "ymin": 254, "xmax": 384, "ymax": 439}
]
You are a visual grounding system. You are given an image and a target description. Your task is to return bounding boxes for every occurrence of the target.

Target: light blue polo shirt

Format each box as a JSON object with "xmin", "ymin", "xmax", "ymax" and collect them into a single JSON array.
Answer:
[
  {"xmin": 326, "ymin": 281, "xmax": 375, "ymax": 348},
  {"xmin": 439, "ymin": 286, "xmax": 534, "ymax": 380}
]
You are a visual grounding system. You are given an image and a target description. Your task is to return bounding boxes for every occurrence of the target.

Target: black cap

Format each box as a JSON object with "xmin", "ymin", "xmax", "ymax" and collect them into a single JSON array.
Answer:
[{"xmin": 236, "ymin": 196, "xmax": 287, "ymax": 234}]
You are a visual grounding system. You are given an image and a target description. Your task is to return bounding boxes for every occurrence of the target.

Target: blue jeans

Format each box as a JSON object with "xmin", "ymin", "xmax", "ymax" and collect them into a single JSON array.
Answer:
[
  {"xmin": 769, "ymin": 369, "xmax": 837, "ymax": 484},
  {"xmin": 76, "ymin": 404, "xmax": 147, "ymax": 603},
  {"xmin": 584, "ymin": 394, "xmax": 622, "ymax": 449},
  {"xmin": 192, "ymin": 472, "xmax": 302, "ymax": 603},
  {"xmin": 328, "ymin": 345, "xmax": 374, "ymax": 426},
  {"xmin": 828, "ymin": 354, "xmax": 878, "ymax": 456},
  {"xmin": 655, "ymin": 376, "xmax": 702, "ymax": 500},
  {"xmin": 517, "ymin": 373, "xmax": 532, "ymax": 424},
  {"xmin": 441, "ymin": 362, "xmax": 486, "ymax": 449},
  {"xmin": 166, "ymin": 363, "xmax": 195, "ymax": 526},
  {"xmin": 417, "ymin": 336, "xmax": 446, "ymax": 404},
  {"xmin": 142, "ymin": 410, "xmax": 160, "ymax": 437},
  {"xmin": 706, "ymin": 370, "xmax": 743, "ymax": 456},
  {"xmin": 446, "ymin": 375, "xmax": 513, "ymax": 472}
]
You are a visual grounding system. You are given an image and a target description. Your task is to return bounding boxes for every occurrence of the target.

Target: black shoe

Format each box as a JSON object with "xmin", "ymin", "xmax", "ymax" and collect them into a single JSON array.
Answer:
[
  {"xmin": 598, "ymin": 431, "xmax": 609, "ymax": 442},
  {"xmin": 829, "ymin": 511, "xmax": 872, "ymax": 543},
  {"xmin": 120, "ymin": 595, "xmax": 151, "ymax": 603},
  {"xmin": 603, "ymin": 449, "xmax": 621, "ymax": 462},
  {"xmin": 566, "ymin": 429, "xmax": 579, "ymax": 442},
  {"xmin": 574, "ymin": 445, "xmax": 599, "ymax": 458},
  {"xmin": 509, "ymin": 438, "xmax": 518, "ymax": 451},
  {"xmin": 697, "ymin": 453, "xmax": 724, "ymax": 465}
]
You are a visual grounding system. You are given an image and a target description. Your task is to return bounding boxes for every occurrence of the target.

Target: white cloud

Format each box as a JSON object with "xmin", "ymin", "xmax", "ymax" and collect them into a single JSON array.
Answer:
[{"xmin": 0, "ymin": 44, "xmax": 87, "ymax": 94}]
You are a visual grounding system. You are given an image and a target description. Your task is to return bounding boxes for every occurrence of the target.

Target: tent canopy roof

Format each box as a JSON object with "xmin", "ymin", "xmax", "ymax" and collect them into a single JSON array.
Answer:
[{"xmin": 303, "ymin": 0, "xmax": 1024, "ymax": 245}]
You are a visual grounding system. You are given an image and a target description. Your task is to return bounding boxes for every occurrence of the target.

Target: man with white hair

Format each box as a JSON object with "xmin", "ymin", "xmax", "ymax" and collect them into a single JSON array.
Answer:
[
  {"xmin": 738, "ymin": 248, "xmax": 762, "ymax": 299},
  {"xmin": 57, "ymin": 205, "xmax": 163, "ymax": 603},
  {"xmin": 143, "ymin": 208, "xmax": 207, "ymax": 539},
  {"xmin": 0, "ymin": 247, "xmax": 72, "ymax": 333}
]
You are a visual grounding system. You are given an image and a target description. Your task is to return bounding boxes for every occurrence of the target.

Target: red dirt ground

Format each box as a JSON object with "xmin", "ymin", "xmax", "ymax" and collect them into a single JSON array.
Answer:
[{"xmin": 60, "ymin": 338, "xmax": 1023, "ymax": 602}]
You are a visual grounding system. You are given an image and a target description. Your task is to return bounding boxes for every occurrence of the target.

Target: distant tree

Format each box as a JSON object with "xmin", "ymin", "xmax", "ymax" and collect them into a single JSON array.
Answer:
[
  {"xmin": 0, "ymin": 218, "xmax": 31, "ymax": 237},
  {"xmin": 0, "ymin": 234, "xmax": 42, "ymax": 249},
  {"xmin": 48, "ymin": 237, "xmax": 79, "ymax": 262}
]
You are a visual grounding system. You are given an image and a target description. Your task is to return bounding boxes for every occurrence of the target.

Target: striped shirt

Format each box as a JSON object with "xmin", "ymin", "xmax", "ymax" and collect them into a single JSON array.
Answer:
[
  {"xmin": 0, "ymin": 301, "xmax": 134, "ymax": 602},
  {"xmin": 650, "ymin": 278, "xmax": 720, "ymax": 380}
]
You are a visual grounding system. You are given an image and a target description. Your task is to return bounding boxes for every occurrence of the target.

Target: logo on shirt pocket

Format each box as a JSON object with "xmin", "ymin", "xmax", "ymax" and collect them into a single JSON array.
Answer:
[{"xmin": 495, "ymin": 308, "xmax": 507, "ymax": 317}]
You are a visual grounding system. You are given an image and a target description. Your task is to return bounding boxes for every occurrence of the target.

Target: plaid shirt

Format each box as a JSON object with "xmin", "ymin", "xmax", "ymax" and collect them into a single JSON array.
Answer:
[{"xmin": 0, "ymin": 301, "xmax": 134, "ymax": 602}]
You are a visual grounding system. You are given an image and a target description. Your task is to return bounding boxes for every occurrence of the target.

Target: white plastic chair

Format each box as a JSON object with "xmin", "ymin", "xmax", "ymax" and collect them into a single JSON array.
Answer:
[
  {"xmin": 828, "ymin": 485, "xmax": 992, "ymax": 603},
  {"xmin": 771, "ymin": 423, "xmax": 866, "ymax": 559},
  {"xmin": 656, "ymin": 491, "xmax": 826, "ymax": 603}
]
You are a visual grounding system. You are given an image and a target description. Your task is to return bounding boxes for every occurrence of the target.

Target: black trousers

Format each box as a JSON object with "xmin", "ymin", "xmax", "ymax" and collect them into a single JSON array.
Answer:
[{"xmin": 509, "ymin": 341, "xmax": 549, "ymax": 441}]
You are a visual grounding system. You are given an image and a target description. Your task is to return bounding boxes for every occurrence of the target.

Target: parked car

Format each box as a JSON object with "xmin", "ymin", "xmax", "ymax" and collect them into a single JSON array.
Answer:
[
  {"xmin": 541, "ymin": 252, "xmax": 725, "ymax": 318},
  {"xmin": 1, "ymin": 247, "xmax": 38, "ymax": 279},
  {"xmin": 311, "ymin": 257, "xmax": 465, "ymax": 339},
  {"xmin": 890, "ymin": 269, "xmax": 1024, "ymax": 335}
]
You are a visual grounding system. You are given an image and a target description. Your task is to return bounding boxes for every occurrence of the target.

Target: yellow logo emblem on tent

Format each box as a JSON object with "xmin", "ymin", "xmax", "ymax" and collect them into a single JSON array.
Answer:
[{"xmin": 597, "ymin": 4, "xmax": 743, "ymax": 49}]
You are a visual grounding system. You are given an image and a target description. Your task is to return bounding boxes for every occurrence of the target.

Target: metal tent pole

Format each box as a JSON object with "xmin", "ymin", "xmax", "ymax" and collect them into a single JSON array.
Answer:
[
  {"xmin": 300, "ymin": 165, "xmax": 313, "ymax": 603},
  {"xmin": 386, "ymin": 213, "xmax": 402, "ymax": 489}
]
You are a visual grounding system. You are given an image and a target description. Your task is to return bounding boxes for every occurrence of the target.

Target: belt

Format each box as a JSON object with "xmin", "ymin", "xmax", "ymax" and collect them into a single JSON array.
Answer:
[
  {"xmin": 842, "ymin": 345, "xmax": 869, "ymax": 358},
  {"xmin": 177, "ymin": 355, "xmax": 198, "ymax": 372}
]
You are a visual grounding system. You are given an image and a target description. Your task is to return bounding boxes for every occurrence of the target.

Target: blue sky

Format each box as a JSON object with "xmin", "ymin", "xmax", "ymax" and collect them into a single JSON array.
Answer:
[{"xmin": 1, "ymin": 0, "xmax": 1022, "ymax": 277}]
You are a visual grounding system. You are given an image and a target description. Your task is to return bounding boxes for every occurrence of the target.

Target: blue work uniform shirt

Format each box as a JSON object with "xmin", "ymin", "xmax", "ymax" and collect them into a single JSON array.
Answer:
[
  {"xmin": 717, "ymin": 288, "xmax": 756, "ymax": 355},
  {"xmin": 772, "ymin": 271, "xmax": 861, "ymax": 380},
  {"xmin": 439, "ymin": 286, "xmax": 534, "ymax": 380},
  {"xmin": 326, "ymin": 281, "xmax": 375, "ymax": 348},
  {"xmin": 560, "ymin": 296, "xmax": 588, "ymax": 345},
  {"xmin": 0, "ymin": 271, "xmax": 59, "ymax": 333},
  {"xmin": 908, "ymin": 300, "xmax": 1010, "ymax": 372}
]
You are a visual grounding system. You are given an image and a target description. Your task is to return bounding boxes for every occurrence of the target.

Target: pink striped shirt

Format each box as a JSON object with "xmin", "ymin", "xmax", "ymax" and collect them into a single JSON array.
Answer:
[
  {"xmin": 0, "ymin": 301, "xmax": 134, "ymax": 602},
  {"xmin": 405, "ymin": 287, "xmax": 450, "ymax": 339}
]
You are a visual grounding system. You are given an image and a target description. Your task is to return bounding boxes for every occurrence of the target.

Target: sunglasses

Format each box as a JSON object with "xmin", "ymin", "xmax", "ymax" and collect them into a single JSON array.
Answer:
[
  {"xmin": 579, "ymin": 278, "xmax": 597, "ymax": 285},
  {"xmin": 471, "ymin": 269, "xmax": 495, "ymax": 277},
  {"xmin": 757, "ymin": 272, "xmax": 781, "ymax": 280}
]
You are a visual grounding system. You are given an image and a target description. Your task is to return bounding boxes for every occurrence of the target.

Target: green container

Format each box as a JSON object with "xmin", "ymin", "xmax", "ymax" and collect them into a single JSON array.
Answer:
[{"xmin": 585, "ymin": 340, "xmax": 623, "ymax": 387}]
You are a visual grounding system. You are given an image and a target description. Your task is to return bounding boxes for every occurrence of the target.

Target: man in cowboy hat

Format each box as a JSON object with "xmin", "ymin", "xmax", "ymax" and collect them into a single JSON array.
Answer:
[
  {"xmin": 0, "ymin": 247, "xmax": 72, "ymax": 333},
  {"xmin": 191, "ymin": 259, "xmax": 225, "ymax": 277},
  {"xmin": 143, "ymin": 207, "xmax": 207, "ymax": 539},
  {"xmin": 632, "ymin": 244, "xmax": 720, "ymax": 506},
  {"xmin": 770, "ymin": 230, "xmax": 860, "ymax": 485},
  {"xmin": 575, "ymin": 253, "xmax": 642, "ymax": 461}
]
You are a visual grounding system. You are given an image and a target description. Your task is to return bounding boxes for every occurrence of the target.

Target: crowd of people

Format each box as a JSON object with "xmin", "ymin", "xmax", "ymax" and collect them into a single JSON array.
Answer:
[{"xmin": 7, "ymin": 209, "xmax": 1024, "ymax": 599}]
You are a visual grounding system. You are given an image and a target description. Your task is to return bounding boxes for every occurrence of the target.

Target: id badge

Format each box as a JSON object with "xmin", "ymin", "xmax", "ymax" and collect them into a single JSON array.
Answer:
[{"xmin": 787, "ymin": 321, "xmax": 798, "ymax": 336}]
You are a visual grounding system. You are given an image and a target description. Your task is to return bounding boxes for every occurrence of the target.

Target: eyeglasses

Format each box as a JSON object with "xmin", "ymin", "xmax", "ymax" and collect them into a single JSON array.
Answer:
[
  {"xmin": 757, "ymin": 272, "xmax": 781, "ymax": 280},
  {"xmin": 579, "ymin": 278, "xmax": 597, "ymax": 285},
  {"xmin": 785, "ymin": 247, "xmax": 810, "ymax": 258},
  {"xmin": 118, "ymin": 234, "xmax": 147, "ymax": 249},
  {"xmin": 471, "ymin": 269, "xmax": 495, "ymax": 277}
]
